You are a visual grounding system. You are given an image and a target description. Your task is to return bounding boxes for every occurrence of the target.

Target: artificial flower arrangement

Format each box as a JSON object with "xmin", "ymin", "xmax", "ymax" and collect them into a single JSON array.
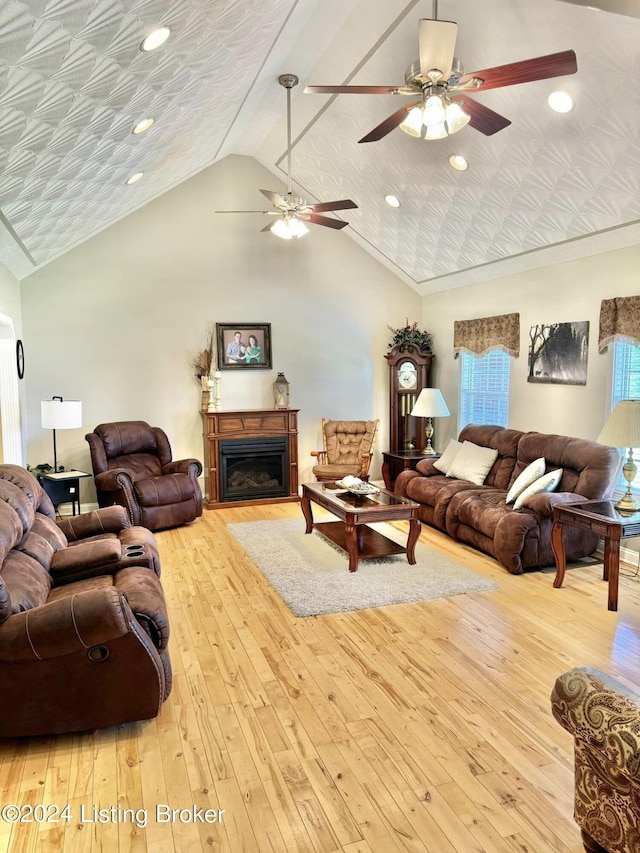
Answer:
[{"xmin": 388, "ymin": 319, "xmax": 433, "ymax": 353}]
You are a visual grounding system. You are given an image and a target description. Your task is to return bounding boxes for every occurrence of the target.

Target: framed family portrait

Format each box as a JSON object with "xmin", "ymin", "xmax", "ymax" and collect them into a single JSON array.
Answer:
[{"xmin": 216, "ymin": 323, "xmax": 272, "ymax": 370}]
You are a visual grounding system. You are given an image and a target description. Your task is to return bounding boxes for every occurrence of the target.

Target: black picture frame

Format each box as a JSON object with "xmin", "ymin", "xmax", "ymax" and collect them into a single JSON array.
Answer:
[
  {"xmin": 15, "ymin": 339, "xmax": 24, "ymax": 380},
  {"xmin": 216, "ymin": 323, "xmax": 272, "ymax": 370}
]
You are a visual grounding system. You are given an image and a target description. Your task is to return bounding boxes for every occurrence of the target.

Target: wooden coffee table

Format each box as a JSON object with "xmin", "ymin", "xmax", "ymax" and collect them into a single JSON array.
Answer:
[{"xmin": 301, "ymin": 481, "xmax": 421, "ymax": 572}]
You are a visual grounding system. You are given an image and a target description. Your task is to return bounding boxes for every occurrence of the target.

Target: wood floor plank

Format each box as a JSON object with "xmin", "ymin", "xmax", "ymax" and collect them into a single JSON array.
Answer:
[{"xmin": 5, "ymin": 505, "xmax": 640, "ymax": 851}]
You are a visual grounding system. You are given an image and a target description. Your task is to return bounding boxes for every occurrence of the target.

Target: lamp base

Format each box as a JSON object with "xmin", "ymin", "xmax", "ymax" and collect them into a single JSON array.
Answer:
[
  {"xmin": 422, "ymin": 418, "xmax": 437, "ymax": 455},
  {"xmin": 615, "ymin": 451, "xmax": 639, "ymax": 513},
  {"xmin": 614, "ymin": 491, "xmax": 639, "ymax": 513}
]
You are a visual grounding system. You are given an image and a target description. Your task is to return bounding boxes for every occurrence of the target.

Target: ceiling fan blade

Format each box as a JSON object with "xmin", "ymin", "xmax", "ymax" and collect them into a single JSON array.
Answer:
[
  {"xmin": 458, "ymin": 50, "xmax": 577, "ymax": 92},
  {"xmin": 557, "ymin": 0, "xmax": 639, "ymax": 18},
  {"xmin": 358, "ymin": 100, "xmax": 421, "ymax": 143},
  {"xmin": 260, "ymin": 189, "xmax": 287, "ymax": 207},
  {"xmin": 418, "ymin": 18, "xmax": 458, "ymax": 80},
  {"xmin": 452, "ymin": 95, "xmax": 511, "ymax": 135},
  {"xmin": 304, "ymin": 85, "xmax": 414, "ymax": 95},
  {"xmin": 303, "ymin": 213, "xmax": 348, "ymax": 230},
  {"xmin": 215, "ymin": 210, "xmax": 277, "ymax": 214},
  {"xmin": 309, "ymin": 199, "xmax": 358, "ymax": 212}
]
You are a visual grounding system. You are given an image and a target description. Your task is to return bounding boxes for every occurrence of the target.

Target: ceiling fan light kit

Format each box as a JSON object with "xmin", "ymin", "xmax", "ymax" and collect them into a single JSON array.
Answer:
[
  {"xmin": 271, "ymin": 216, "xmax": 309, "ymax": 240},
  {"xmin": 215, "ymin": 74, "xmax": 357, "ymax": 238},
  {"xmin": 306, "ymin": 17, "xmax": 577, "ymax": 145}
]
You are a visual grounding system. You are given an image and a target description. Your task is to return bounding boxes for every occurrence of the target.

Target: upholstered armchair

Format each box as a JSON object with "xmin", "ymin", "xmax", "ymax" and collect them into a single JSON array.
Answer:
[
  {"xmin": 86, "ymin": 421, "xmax": 203, "ymax": 531},
  {"xmin": 551, "ymin": 667, "xmax": 640, "ymax": 853},
  {"xmin": 0, "ymin": 464, "xmax": 170, "ymax": 737},
  {"xmin": 310, "ymin": 419, "xmax": 379, "ymax": 482}
]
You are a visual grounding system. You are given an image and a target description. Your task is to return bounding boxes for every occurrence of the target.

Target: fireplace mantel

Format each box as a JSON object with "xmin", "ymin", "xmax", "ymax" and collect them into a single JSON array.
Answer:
[{"xmin": 202, "ymin": 409, "xmax": 299, "ymax": 509}]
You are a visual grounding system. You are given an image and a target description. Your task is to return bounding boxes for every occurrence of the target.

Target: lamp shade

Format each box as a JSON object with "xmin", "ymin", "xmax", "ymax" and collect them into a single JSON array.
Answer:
[
  {"xmin": 41, "ymin": 399, "xmax": 82, "ymax": 430},
  {"xmin": 410, "ymin": 388, "xmax": 451, "ymax": 418},
  {"xmin": 597, "ymin": 400, "xmax": 640, "ymax": 447}
]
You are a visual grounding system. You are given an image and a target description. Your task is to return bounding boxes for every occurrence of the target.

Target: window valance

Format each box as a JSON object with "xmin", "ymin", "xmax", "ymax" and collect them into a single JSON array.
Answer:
[
  {"xmin": 598, "ymin": 296, "xmax": 640, "ymax": 352},
  {"xmin": 453, "ymin": 313, "xmax": 520, "ymax": 358}
]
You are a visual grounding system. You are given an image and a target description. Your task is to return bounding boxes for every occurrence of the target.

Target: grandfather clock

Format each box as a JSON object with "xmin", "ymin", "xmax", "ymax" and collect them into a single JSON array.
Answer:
[{"xmin": 383, "ymin": 344, "xmax": 433, "ymax": 489}]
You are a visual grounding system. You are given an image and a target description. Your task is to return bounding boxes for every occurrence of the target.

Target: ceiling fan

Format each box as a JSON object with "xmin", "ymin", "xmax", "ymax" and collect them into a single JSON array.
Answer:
[
  {"xmin": 216, "ymin": 74, "xmax": 357, "ymax": 238},
  {"xmin": 305, "ymin": 11, "xmax": 578, "ymax": 143}
]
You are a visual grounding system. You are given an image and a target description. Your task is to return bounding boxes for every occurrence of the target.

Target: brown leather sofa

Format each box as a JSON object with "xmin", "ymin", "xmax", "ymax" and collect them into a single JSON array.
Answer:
[
  {"xmin": 0, "ymin": 464, "xmax": 171, "ymax": 737},
  {"xmin": 395, "ymin": 424, "xmax": 621, "ymax": 574},
  {"xmin": 86, "ymin": 420, "xmax": 203, "ymax": 531},
  {"xmin": 552, "ymin": 667, "xmax": 640, "ymax": 853}
]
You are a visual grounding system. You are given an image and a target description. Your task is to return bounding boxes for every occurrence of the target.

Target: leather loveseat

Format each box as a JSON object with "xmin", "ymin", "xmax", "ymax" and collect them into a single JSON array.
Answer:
[
  {"xmin": 395, "ymin": 424, "xmax": 621, "ymax": 574},
  {"xmin": 0, "ymin": 464, "xmax": 171, "ymax": 737},
  {"xmin": 86, "ymin": 420, "xmax": 203, "ymax": 531}
]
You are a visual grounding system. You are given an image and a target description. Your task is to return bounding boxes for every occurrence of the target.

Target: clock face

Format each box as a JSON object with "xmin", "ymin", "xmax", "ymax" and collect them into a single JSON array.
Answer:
[{"xmin": 397, "ymin": 361, "xmax": 417, "ymax": 390}]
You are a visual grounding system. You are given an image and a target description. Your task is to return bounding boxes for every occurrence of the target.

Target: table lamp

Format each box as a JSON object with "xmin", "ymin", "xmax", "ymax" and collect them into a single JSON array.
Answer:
[
  {"xmin": 410, "ymin": 388, "xmax": 451, "ymax": 455},
  {"xmin": 597, "ymin": 399, "xmax": 640, "ymax": 512},
  {"xmin": 41, "ymin": 396, "xmax": 82, "ymax": 473}
]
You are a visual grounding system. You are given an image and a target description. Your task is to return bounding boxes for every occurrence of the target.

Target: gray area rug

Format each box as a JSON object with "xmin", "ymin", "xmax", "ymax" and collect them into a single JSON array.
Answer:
[{"xmin": 227, "ymin": 518, "xmax": 499, "ymax": 617}]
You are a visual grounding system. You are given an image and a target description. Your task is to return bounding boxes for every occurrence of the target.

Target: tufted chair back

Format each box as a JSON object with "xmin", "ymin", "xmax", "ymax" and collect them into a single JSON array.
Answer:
[{"xmin": 311, "ymin": 419, "xmax": 379, "ymax": 482}]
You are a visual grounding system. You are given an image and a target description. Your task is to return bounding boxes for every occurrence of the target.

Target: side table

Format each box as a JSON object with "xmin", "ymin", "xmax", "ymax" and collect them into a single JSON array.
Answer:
[
  {"xmin": 42, "ymin": 470, "xmax": 92, "ymax": 516},
  {"xmin": 382, "ymin": 450, "xmax": 437, "ymax": 492},
  {"xmin": 551, "ymin": 499, "xmax": 640, "ymax": 612}
]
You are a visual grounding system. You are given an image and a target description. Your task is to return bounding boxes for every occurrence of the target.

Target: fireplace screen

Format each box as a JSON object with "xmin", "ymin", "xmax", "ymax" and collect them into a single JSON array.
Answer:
[{"xmin": 219, "ymin": 437, "xmax": 289, "ymax": 502}]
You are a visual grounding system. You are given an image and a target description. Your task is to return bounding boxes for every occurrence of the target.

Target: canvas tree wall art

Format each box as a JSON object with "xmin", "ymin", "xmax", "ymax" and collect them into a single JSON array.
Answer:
[{"xmin": 528, "ymin": 321, "xmax": 589, "ymax": 385}]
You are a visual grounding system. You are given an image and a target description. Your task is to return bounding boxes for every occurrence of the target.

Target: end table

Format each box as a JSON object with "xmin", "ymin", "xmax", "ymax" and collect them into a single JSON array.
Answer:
[
  {"xmin": 42, "ymin": 470, "xmax": 91, "ymax": 516},
  {"xmin": 552, "ymin": 499, "xmax": 640, "ymax": 612},
  {"xmin": 382, "ymin": 450, "xmax": 436, "ymax": 492}
]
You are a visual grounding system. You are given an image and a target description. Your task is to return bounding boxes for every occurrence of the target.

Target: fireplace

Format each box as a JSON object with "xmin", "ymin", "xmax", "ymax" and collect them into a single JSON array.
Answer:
[
  {"xmin": 202, "ymin": 409, "xmax": 299, "ymax": 508},
  {"xmin": 220, "ymin": 437, "xmax": 288, "ymax": 502}
]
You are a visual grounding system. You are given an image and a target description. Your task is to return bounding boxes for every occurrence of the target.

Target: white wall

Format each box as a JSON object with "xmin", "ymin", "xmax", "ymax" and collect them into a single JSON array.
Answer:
[
  {"xmin": 422, "ymin": 244, "xmax": 640, "ymax": 449},
  {"xmin": 21, "ymin": 155, "xmax": 420, "ymax": 498}
]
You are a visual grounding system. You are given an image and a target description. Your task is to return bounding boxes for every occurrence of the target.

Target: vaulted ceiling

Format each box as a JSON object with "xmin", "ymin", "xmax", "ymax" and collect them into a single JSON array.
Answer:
[{"xmin": 1, "ymin": 0, "xmax": 638, "ymax": 293}]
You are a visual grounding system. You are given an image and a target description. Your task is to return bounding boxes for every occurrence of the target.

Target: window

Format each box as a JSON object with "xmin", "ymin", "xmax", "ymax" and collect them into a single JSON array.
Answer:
[
  {"xmin": 459, "ymin": 349, "xmax": 511, "ymax": 431},
  {"xmin": 610, "ymin": 340, "xmax": 640, "ymax": 489}
]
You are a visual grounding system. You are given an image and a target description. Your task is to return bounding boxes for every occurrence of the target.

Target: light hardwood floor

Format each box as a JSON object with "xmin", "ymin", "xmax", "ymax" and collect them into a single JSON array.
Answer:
[{"xmin": 3, "ymin": 502, "xmax": 640, "ymax": 853}]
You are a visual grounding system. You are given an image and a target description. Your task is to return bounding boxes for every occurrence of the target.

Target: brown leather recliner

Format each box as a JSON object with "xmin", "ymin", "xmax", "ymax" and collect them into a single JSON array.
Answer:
[
  {"xmin": 0, "ymin": 464, "xmax": 171, "ymax": 737},
  {"xmin": 86, "ymin": 421, "xmax": 203, "ymax": 531}
]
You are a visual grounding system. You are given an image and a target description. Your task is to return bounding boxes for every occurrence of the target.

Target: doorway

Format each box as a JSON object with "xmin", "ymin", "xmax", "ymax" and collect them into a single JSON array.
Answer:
[{"xmin": 0, "ymin": 314, "xmax": 23, "ymax": 465}]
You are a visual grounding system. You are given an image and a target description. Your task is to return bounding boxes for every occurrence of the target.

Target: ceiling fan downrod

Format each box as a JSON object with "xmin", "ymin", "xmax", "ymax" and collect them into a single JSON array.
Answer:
[{"xmin": 278, "ymin": 74, "xmax": 298, "ymax": 200}]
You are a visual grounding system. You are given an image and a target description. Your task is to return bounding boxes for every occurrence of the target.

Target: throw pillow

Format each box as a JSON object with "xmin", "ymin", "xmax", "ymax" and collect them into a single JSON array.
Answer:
[
  {"xmin": 513, "ymin": 468, "xmax": 563, "ymax": 510},
  {"xmin": 505, "ymin": 457, "xmax": 546, "ymax": 504},
  {"xmin": 446, "ymin": 441, "xmax": 499, "ymax": 486},
  {"xmin": 433, "ymin": 439, "xmax": 462, "ymax": 474}
]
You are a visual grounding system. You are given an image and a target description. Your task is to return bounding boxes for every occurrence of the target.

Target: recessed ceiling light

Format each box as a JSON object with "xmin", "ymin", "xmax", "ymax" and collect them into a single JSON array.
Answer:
[
  {"xmin": 385, "ymin": 194, "xmax": 401, "ymax": 208},
  {"xmin": 449, "ymin": 154, "xmax": 469, "ymax": 171},
  {"xmin": 548, "ymin": 90, "xmax": 574, "ymax": 113},
  {"xmin": 132, "ymin": 117, "xmax": 154, "ymax": 135},
  {"xmin": 126, "ymin": 172, "xmax": 144, "ymax": 185},
  {"xmin": 141, "ymin": 26, "xmax": 171, "ymax": 52}
]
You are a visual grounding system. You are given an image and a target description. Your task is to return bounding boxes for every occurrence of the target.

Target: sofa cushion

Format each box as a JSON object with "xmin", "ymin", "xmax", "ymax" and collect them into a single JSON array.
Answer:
[
  {"xmin": 513, "ymin": 468, "xmax": 563, "ymax": 510},
  {"xmin": 505, "ymin": 457, "xmax": 546, "ymax": 504},
  {"xmin": 32, "ymin": 514, "xmax": 68, "ymax": 550},
  {"xmin": 134, "ymin": 473, "xmax": 195, "ymax": 508},
  {"xmin": 433, "ymin": 440, "xmax": 461, "ymax": 474},
  {"xmin": 515, "ymin": 432, "xmax": 620, "ymax": 499},
  {"xmin": 447, "ymin": 441, "xmax": 499, "ymax": 485},
  {"xmin": 1, "ymin": 551, "xmax": 51, "ymax": 614}
]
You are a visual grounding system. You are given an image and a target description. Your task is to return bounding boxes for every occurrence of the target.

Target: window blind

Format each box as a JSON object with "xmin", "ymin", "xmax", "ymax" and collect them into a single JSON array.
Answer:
[
  {"xmin": 460, "ymin": 350, "xmax": 510, "ymax": 431},
  {"xmin": 611, "ymin": 340, "xmax": 640, "ymax": 489}
]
